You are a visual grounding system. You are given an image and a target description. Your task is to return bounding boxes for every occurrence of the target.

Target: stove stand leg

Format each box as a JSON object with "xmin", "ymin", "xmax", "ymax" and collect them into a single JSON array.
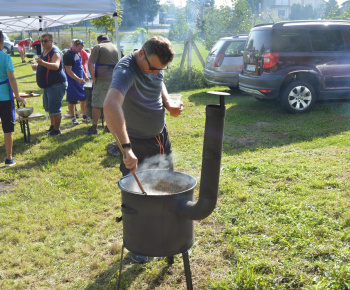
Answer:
[
  {"xmin": 182, "ymin": 251, "xmax": 193, "ymax": 290},
  {"xmin": 117, "ymin": 244, "xmax": 125, "ymax": 290},
  {"xmin": 166, "ymin": 255, "xmax": 174, "ymax": 265}
]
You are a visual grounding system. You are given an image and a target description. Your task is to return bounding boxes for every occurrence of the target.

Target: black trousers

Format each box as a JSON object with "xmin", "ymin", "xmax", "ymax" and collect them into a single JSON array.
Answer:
[
  {"xmin": 120, "ymin": 125, "xmax": 174, "ymax": 176},
  {"xmin": 0, "ymin": 100, "xmax": 14, "ymax": 133}
]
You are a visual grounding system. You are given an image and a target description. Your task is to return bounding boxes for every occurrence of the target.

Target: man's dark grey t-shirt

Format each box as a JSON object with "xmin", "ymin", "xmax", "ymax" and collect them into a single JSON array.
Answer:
[{"xmin": 110, "ymin": 51, "xmax": 165, "ymax": 138}]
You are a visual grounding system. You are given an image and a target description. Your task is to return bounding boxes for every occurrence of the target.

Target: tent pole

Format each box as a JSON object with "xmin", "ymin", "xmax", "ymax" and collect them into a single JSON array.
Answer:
[{"xmin": 113, "ymin": 12, "xmax": 121, "ymax": 60}]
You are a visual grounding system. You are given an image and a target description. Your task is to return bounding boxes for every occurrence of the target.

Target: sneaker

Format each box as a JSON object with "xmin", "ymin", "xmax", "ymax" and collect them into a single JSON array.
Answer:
[
  {"xmin": 48, "ymin": 129, "xmax": 61, "ymax": 136},
  {"xmin": 5, "ymin": 158, "xmax": 16, "ymax": 167},
  {"xmin": 131, "ymin": 253, "xmax": 148, "ymax": 264},
  {"xmin": 22, "ymin": 60, "xmax": 26, "ymax": 63},
  {"xmin": 71, "ymin": 117, "xmax": 79, "ymax": 125},
  {"xmin": 82, "ymin": 116, "xmax": 91, "ymax": 123},
  {"xmin": 106, "ymin": 142, "xmax": 121, "ymax": 156},
  {"xmin": 86, "ymin": 126, "xmax": 98, "ymax": 135},
  {"xmin": 45, "ymin": 125, "xmax": 54, "ymax": 135}
]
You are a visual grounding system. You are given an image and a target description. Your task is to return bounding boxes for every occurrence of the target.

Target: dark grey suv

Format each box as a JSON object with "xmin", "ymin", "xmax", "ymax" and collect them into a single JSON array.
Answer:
[{"xmin": 239, "ymin": 20, "xmax": 350, "ymax": 113}]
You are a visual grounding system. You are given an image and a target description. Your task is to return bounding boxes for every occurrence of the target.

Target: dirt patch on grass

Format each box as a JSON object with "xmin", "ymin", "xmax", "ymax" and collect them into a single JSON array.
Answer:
[
  {"xmin": 0, "ymin": 179, "xmax": 14, "ymax": 194},
  {"xmin": 236, "ymin": 137, "xmax": 259, "ymax": 147}
]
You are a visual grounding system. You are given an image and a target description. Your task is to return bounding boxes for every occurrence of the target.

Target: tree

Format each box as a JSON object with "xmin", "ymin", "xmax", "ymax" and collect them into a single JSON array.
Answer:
[
  {"xmin": 343, "ymin": 6, "xmax": 350, "ymax": 19},
  {"xmin": 290, "ymin": 3, "xmax": 317, "ymax": 20},
  {"xmin": 122, "ymin": 0, "xmax": 161, "ymax": 27},
  {"xmin": 90, "ymin": 0, "xmax": 123, "ymax": 39},
  {"xmin": 168, "ymin": 7, "xmax": 199, "ymax": 42},
  {"xmin": 323, "ymin": 0, "xmax": 340, "ymax": 19}
]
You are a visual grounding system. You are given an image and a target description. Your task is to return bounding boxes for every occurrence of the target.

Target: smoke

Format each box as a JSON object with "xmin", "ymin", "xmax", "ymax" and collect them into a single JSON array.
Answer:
[
  {"xmin": 119, "ymin": 154, "xmax": 197, "ymax": 196},
  {"xmin": 138, "ymin": 153, "xmax": 173, "ymax": 172}
]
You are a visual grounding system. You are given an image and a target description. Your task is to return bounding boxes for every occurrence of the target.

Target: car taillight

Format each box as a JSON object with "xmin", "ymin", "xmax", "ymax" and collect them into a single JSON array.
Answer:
[
  {"xmin": 214, "ymin": 54, "xmax": 225, "ymax": 67},
  {"xmin": 263, "ymin": 53, "xmax": 279, "ymax": 69}
]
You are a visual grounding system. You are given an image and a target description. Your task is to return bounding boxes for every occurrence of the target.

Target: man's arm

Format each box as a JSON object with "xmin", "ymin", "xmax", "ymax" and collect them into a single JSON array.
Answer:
[
  {"xmin": 161, "ymin": 82, "xmax": 183, "ymax": 117},
  {"xmin": 7, "ymin": 71, "xmax": 26, "ymax": 105},
  {"xmin": 65, "ymin": 65, "xmax": 85, "ymax": 85},
  {"xmin": 36, "ymin": 52, "xmax": 61, "ymax": 71},
  {"xmin": 104, "ymin": 87, "xmax": 138, "ymax": 173}
]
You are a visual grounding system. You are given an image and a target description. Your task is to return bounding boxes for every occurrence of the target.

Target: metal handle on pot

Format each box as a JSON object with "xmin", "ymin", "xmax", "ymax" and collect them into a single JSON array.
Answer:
[
  {"xmin": 113, "ymin": 133, "xmax": 147, "ymax": 195},
  {"xmin": 121, "ymin": 203, "xmax": 138, "ymax": 215}
]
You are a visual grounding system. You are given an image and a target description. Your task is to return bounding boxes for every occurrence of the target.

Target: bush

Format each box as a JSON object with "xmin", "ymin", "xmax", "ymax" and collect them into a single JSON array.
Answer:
[{"xmin": 163, "ymin": 65, "xmax": 212, "ymax": 92}]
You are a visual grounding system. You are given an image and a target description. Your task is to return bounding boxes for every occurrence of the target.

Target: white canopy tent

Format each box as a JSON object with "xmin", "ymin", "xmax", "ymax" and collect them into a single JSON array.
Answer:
[
  {"xmin": 0, "ymin": 14, "xmax": 109, "ymax": 33},
  {"xmin": 0, "ymin": 0, "xmax": 120, "ymax": 57}
]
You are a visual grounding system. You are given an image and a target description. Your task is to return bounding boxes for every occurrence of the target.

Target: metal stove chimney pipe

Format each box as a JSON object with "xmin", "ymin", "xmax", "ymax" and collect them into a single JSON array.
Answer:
[{"xmin": 177, "ymin": 92, "xmax": 228, "ymax": 220}]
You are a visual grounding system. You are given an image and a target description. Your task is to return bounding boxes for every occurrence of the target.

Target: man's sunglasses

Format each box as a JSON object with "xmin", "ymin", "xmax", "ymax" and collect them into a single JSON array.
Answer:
[
  {"xmin": 74, "ymin": 40, "xmax": 84, "ymax": 45},
  {"xmin": 144, "ymin": 52, "xmax": 168, "ymax": 71},
  {"xmin": 41, "ymin": 39, "xmax": 52, "ymax": 43}
]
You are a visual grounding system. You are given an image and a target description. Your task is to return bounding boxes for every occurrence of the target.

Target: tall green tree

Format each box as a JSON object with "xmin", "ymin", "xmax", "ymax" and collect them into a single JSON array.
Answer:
[
  {"xmin": 202, "ymin": 0, "xmax": 252, "ymax": 51},
  {"xmin": 343, "ymin": 6, "xmax": 350, "ymax": 19},
  {"xmin": 90, "ymin": 0, "xmax": 123, "ymax": 39},
  {"xmin": 323, "ymin": 0, "xmax": 340, "ymax": 19},
  {"xmin": 122, "ymin": 0, "xmax": 161, "ymax": 27},
  {"xmin": 290, "ymin": 3, "xmax": 317, "ymax": 20}
]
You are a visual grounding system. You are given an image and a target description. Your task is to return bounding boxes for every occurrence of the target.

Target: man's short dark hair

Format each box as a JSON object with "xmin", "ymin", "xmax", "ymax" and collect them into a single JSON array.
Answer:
[
  {"xmin": 41, "ymin": 33, "xmax": 53, "ymax": 41},
  {"xmin": 0, "ymin": 31, "xmax": 3, "ymax": 43},
  {"xmin": 97, "ymin": 35, "xmax": 109, "ymax": 42},
  {"xmin": 142, "ymin": 36, "xmax": 174, "ymax": 66}
]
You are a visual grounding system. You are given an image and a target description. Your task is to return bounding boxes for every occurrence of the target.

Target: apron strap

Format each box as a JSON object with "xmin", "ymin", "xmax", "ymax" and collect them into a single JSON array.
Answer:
[{"xmin": 94, "ymin": 63, "xmax": 115, "ymax": 78}]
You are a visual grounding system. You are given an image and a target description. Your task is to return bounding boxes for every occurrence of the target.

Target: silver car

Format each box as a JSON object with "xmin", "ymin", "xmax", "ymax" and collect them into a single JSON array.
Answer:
[
  {"xmin": 204, "ymin": 35, "xmax": 247, "ymax": 89},
  {"xmin": 2, "ymin": 33, "xmax": 14, "ymax": 55}
]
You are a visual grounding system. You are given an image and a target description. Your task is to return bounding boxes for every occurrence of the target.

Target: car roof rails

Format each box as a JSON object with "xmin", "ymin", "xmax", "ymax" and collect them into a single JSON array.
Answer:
[
  {"xmin": 272, "ymin": 20, "xmax": 350, "ymax": 28},
  {"xmin": 232, "ymin": 34, "xmax": 248, "ymax": 38},
  {"xmin": 254, "ymin": 23, "xmax": 274, "ymax": 27}
]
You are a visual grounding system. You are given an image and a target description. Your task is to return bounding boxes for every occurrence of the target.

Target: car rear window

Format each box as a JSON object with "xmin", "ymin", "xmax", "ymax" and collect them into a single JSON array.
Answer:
[
  {"xmin": 309, "ymin": 30, "xmax": 345, "ymax": 51},
  {"xmin": 272, "ymin": 29, "xmax": 311, "ymax": 52},
  {"xmin": 223, "ymin": 40, "xmax": 246, "ymax": 56},
  {"xmin": 209, "ymin": 39, "xmax": 225, "ymax": 55},
  {"xmin": 246, "ymin": 30, "xmax": 271, "ymax": 53}
]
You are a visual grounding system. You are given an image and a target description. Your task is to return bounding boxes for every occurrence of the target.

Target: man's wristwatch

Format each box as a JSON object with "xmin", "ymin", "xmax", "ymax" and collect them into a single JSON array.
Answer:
[{"xmin": 121, "ymin": 143, "xmax": 132, "ymax": 149}]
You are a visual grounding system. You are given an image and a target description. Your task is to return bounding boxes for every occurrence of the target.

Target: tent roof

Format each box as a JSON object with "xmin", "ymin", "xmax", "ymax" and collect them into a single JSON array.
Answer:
[
  {"xmin": 0, "ymin": 14, "xmax": 110, "ymax": 33},
  {"xmin": 0, "ymin": 0, "xmax": 117, "ymax": 17},
  {"xmin": 0, "ymin": 0, "xmax": 117, "ymax": 32}
]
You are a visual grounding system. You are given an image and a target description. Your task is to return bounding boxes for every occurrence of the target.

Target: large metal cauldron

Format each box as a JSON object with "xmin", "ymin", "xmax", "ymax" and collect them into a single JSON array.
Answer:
[{"xmin": 118, "ymin": 170, "xmax": 197, "ymax": 257}]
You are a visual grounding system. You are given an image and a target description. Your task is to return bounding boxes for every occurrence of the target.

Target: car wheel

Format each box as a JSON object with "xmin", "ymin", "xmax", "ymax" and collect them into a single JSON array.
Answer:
[
  {"xmin": 2, "ymin": 47, "xmax": 10, "ymax": 54},
  {"xmin": 281, "ymin": 81, "xmax": 316, "ymax": 113}
]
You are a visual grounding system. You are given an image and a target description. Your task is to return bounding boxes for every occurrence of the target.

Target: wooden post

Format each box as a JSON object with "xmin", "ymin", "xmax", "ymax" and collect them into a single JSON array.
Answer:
[
  {"xmin": 192, "ymin": 40, "xmax": 205, "ymax": 68},
  {"xmin": 188, "ymin": 38, "xmax": 192, "ymax": 81},
  {"xmin": 180, "ymin": 41, "xmax": 188, "ymax": 70},
  {"xmin": 89, "ymin": 29, "xmax": 91, "ymax": 48}
]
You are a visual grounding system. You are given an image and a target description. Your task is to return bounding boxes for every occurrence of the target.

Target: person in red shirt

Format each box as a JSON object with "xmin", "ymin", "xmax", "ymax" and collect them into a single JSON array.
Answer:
[
  {"xmin": 31, "ymin": 39, "xmax": 42, "ymax": 56},
  {"xmin": 80, "ymin": 48, "xmax": 89, "ymax": 75},
  {"xmin": 17, "ymin": 38, "xmax": 32, "ymax": 63}
]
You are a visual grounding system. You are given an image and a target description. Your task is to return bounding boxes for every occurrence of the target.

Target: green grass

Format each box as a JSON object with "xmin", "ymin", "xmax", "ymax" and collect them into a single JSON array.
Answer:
[{"xmin": 1, "ymin": 56, "xmax": 350, "ymax": 289}]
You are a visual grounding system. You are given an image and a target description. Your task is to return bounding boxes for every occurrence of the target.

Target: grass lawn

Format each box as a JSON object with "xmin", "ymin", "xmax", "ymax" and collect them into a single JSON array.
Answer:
[{"xmin": 1, "ymin": 55, "xmax": 350, "ymax": 289}]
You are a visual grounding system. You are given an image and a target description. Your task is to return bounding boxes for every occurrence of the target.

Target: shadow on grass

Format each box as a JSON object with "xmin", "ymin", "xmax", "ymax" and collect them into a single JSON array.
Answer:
[
  {"xmin": 8, "ymin": 124, "xmax": 106, "ymax": 171},
  {"xmin": 86, "ymin": 252, "xmax": 179, "ymax": 290},
  {"xmin": 188, "ymin": 89, "xmax": 350, "ymax": 155}
]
